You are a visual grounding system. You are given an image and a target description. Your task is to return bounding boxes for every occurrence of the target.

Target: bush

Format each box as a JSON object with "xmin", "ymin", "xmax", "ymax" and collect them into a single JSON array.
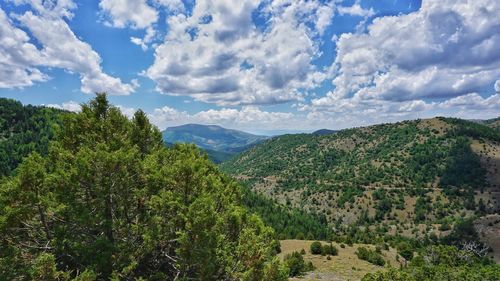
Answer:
[
  {"xmin": 310, "ymin": 241, "xmax": 322, "ymax": 255},
  {"xmin": 283, "ymin": 251, "xmax": 314, "ymax": 277},
  {"xmin": 322, "ymin": 243, "xmax": 338, "ymax": 256},
  {"xmin": 284, "ymin": 251, "xmax": 305, "ymax": 277},
  {"xmin": 397, "ymin": 242, "xmax": 414, "ymax": 261},
  {"xmin": 356, "ymin": 247, "xmax": 386, "ymax": 266}
]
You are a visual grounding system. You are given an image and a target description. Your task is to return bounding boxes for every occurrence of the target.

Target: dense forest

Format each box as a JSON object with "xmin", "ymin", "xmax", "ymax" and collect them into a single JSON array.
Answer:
[
  {"xmin": 241, "ymin": 182, "xmax": 331, "ymax": 240},
  {"xmin": 0, "ymin": 95, "xmax": 288, "ymax": 280},
  {"xmin": 0, "ymin": 98, "xmax": 67, "ymax": 177}
]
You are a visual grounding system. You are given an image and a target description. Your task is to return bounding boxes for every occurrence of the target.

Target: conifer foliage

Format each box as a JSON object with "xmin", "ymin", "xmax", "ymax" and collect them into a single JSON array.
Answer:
[{"xmin": 0, "ymin": 94, "xmax": 287, "ymax": 280}]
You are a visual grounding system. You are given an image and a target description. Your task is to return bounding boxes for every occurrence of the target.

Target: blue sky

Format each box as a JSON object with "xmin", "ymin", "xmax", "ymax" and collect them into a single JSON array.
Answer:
[{"xmin": 0, "ymin": 0, "xmax": 498, "ymax": 134}]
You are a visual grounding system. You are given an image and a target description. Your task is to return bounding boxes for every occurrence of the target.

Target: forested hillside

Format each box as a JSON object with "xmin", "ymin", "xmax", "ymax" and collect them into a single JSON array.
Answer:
[
  {"xmin": 222, "ymin": 118, "xmax": 500, "ymax": 240},
  {"xmin": 0, "ymin": 98, "xmax": 67, "ymax": 176},
  {"xmin": 0, "ymin": 95, "xmax": 288, "ymax": 280}
]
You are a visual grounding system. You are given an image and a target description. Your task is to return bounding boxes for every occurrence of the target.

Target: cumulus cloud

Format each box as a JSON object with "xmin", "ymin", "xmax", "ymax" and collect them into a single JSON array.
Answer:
[
  {"xmin": 337, "ymin": 1, "xmax": 374, "ymax": 18},
  {"xmin": 304, "ymin": 0, "xmax": 500, "ymax": 126},
  {"xmin": 145, "ymin": 0, "xmax": 334, "ymax": 106},
  {"xmin": 147, "ymin": 105, "xmax": 297, "ymax": 131},
  {"xmin": 99, "ymin": 0, "xmax": 158, "ymax": 29},
  {"xmin": 46, "ymin": 101, "xmax": 81, "ymax": 112},
  {"xmin": 319, "ymin": 0, "xmax": 500, "ymax": 105},
  {"xmin": 439, "ymin": 93, "xmax": 500, "ymax": 111},
  {"xmin": 0, "ymin": 8, "xmax": 47, "ymax": 88},
  {"xmin": 99, "ymin": 0, "xmax": 185, "ymax": 50},
  {"xmin": 0, "ymin": 2, "xmax": 137, "ymax": 94}
]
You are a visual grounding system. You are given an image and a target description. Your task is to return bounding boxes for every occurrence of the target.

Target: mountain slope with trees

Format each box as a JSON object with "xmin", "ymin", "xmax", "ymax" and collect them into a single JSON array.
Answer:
[
  {"xmin": 221, "ymin": 117, "xmax": 500, "ymax": 240},
  {"xmin": 0, "ymin": 98, "xmax": 67, "ymax": 177}
]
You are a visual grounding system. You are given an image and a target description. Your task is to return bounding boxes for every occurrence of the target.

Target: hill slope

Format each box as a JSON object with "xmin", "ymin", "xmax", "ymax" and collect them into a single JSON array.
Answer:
[
  {"xmin": 221, "ymin": 117, "xmax": 500, "ymax": 237},
  {"xmin": 162, "ymin": 124, "xmax": 268, "ymax": 162},
  {"xmin": 0, "ymin": 98, "xmax": 67, "ymax": 176}
]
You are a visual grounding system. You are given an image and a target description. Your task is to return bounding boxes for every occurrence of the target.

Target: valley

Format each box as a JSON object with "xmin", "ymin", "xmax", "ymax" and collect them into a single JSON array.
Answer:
[{"xmin": 1, "ymin": 97, "xmax": 499, "ymax": 280}]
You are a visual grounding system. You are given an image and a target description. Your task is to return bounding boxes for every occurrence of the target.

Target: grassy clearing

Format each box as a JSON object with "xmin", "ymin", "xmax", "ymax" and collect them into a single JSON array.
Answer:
[{"xmin": 279, "ymin": 240, "xmax": 402, "ymax": 281}]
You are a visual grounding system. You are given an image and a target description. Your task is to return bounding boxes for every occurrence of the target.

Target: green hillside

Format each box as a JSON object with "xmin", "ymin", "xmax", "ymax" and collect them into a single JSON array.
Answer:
[
  {"xmin": 0, "ymin": 98, "xmax": 68, "ymax": 177},
  {"xmin": 221, "ymin": 118, "xmax": 500, "ymax": 238}
]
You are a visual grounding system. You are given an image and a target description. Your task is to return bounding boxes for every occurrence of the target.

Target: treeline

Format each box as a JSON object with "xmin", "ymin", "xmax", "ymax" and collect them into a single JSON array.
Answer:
[{"xmin": 0, "ymin": 98, "xmax": 67, "ymax": 176}]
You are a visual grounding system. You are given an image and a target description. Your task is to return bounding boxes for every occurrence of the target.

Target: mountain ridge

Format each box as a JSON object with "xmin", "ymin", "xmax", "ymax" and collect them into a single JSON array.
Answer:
[{"xmin": 162, "ymin": 123, "xmax": 269, "ymax": 163}]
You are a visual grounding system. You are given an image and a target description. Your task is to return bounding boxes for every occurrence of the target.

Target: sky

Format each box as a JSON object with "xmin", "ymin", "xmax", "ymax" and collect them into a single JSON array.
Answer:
[{"xmin": 0, "ymin": 0, "xmax": 499, "ymax": 135}]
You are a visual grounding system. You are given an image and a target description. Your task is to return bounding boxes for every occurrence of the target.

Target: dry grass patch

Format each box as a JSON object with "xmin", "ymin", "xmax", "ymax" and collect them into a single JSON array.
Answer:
[{"xmin": 279, "ymin": 240, "xmax": 402, "ymax": 281}]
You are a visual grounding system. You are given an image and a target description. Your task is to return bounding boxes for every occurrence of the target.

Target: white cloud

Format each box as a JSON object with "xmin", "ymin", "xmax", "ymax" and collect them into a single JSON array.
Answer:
[
  {"xmin": 99, "ymin": 0, "xmax": 185, "ymax": 50},
  {"xmin": 321, "ymin": 0, "xmax": 500, "ymax": 104},
  {"xmin": 337, "ymin": 1, "xmax": 374, "ymax": 18},
  {"xmin": 439, "ymin": 93, "xmax": 500, "ymax": 110},
  {"xmin": 45, "ymin": 101, "xmax": 81, "ymax": 112},
  {"xmin": 154, "ymin": 0, "xmax": 185, "ymax": 12},
  {"xmin": 303, "ymin": 0, "xmax": 500, "ymax": 127},
  {"xmin": 0, "ymin": 2, "xmax": 137, "ymax": 95},
  {"xmin": 130, "ymin": 26, "xmax": 156, "ymax": 50},
  {"xmin": 316, "ymin": 3, "xmax": 335, "ymax": 35},
  {"xmin": 145, "ymin": 0, "xmax": 332, "ymax": 106},
  {"xmin": 11, "ymin": 0, "xmax": 77, "ymax": 19},
  {"xmin": 117, "ymin": 105, "xmax": 137, "ymax": 118},
  {"xmin": 147, "ymin": 105, "xmax": 296, "ymax": 131},
  {"xmin": 0, "ymin": 8, "xmax": 47, "ymax": 88},
  {"xmin": 495, "ymin": 80, "xmax": 500, "ymax": 93},
  {"xmin": 99, "ymin": 0, "xmax": 158, "ymax": 29}
]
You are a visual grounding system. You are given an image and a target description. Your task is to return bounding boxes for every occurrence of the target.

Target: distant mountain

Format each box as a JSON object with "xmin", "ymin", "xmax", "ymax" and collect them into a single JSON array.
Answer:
[
  {"xmin": 312, "ymin": 129, "xmax": 337, "ymax": 135},
  {"xmin": 162, "ymin": 124, "xmax": 269, "ymax": 163},
  {"xmin": 472, "ymin": 117, "xmax": 500, "ymax": 130}
]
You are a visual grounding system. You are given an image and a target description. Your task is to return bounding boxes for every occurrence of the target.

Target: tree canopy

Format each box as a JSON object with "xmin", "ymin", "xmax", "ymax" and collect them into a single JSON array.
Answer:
[{"xmin": 0, "ymin": 94, "xmax": 287, "ymax": 280}]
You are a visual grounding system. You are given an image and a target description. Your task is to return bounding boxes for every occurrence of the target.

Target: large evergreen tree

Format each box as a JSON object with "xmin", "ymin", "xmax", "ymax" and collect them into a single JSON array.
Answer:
[{"xmin": 0, "ymin": 94, "xmax": 287, "ymax": 280}]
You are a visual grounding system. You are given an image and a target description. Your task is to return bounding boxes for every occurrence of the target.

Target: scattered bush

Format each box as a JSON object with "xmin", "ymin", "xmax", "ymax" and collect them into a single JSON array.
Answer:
[
  {"xmin": 310, "ymin": 241, "xmax": 338, "ymax": 256},
  {"xmin": 356, "ymin": 247, "xmax": 386, "ymax": 266}
]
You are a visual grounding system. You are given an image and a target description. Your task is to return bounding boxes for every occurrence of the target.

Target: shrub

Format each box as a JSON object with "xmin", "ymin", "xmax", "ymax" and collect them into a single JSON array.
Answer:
[
  {"xmin": 356, "ymin": 247, "xmax": 386, "ymax": 266},
  {"xmin": 284, "ymin": 251, "xmax": 305, "ymax": 277},
  {"xmin": 310, "ymin": 241, "xmax": 322, "ymax": 255},
  {"xmin": 397, "ymin": 242, "xmax": 414, "ymax": 261},
  {"xmin": 322, "ymin": 243, "xmax": 338, "ymax": 256},
  {"xmin": 284, "ymin": 251, "xmax": 315, "ymax": 277}
]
